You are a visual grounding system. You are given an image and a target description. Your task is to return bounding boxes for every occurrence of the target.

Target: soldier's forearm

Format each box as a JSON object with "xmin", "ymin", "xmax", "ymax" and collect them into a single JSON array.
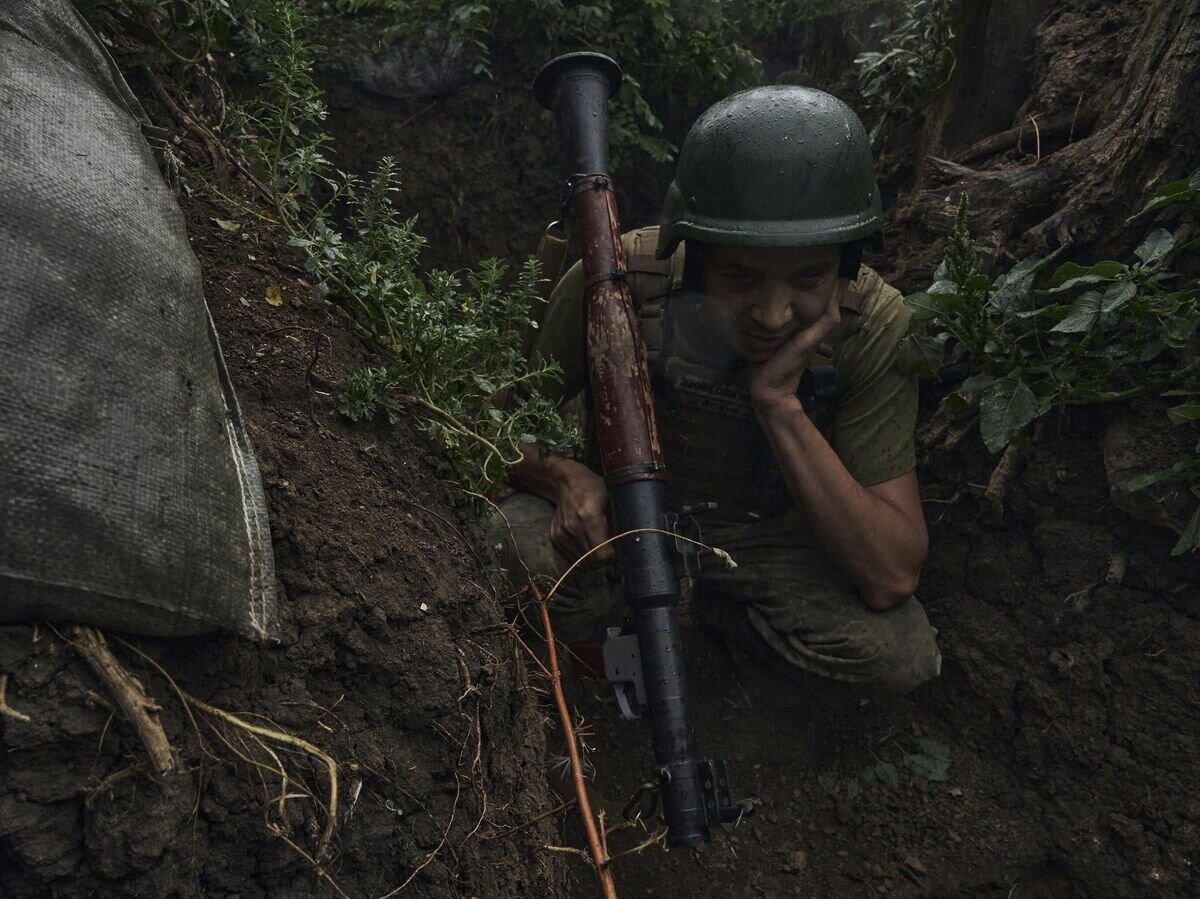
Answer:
[
  {"xmin": 755, "ymin": 396, "xmax": 927, "ymax": 611},
  {"xmin": 509, "ymin": 443, "xmax": 588, "ymax": 505}
]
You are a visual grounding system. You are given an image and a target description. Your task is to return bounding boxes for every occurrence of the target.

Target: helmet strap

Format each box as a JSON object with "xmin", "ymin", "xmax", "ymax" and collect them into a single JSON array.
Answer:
[{"xmin": 839, "ymin": 241, "xmax": 864, "ymax": 280}]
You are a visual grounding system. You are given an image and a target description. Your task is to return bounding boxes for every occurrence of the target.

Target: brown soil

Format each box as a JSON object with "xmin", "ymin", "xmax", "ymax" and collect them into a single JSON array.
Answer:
[
  {"xmin": 566, "ymin": 408, "xmax": 1199, "ymax": 899},
  {"xmin": 0, "ymin": 194, "xmax": 564, "ymax": 898}
]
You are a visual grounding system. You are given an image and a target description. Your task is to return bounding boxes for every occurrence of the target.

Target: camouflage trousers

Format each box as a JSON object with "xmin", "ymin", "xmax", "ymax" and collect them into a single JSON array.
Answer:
[{"xmin": 490, "ymin": 491, "xmax": 941, "ymax": 696}]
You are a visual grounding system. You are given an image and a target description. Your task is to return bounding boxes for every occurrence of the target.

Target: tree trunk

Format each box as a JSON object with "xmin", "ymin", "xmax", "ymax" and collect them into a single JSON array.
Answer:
[{"xmin": 887, "ymin": 0, "xmax": 1200, "ymax": 288}]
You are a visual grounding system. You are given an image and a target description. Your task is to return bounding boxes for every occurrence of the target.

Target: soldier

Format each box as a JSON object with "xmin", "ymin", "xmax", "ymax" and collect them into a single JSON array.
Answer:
[{"xmin": 496, "ymin": 85, "xmax": 941, "ymax": 696}]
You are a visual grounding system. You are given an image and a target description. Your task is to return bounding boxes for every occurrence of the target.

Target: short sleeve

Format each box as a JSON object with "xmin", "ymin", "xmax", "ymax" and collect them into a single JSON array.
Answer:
[
  {"xmin": 830, "ymin": 286, "xmax": 918, "ymax": 487},
  {"xmin": 530, "ymin": 258, "xmax": 587, "ymax": 407}
]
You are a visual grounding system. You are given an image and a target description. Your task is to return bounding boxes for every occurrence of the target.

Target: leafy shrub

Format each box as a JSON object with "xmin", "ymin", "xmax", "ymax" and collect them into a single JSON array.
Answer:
[
  {"xmin": 237, "ymin": 1, "xmax": 580, "ymax": 490},
  {"xmin": 902, "ymin": 176, "xmax": 1200, "ymax": 551},
  {"xmin": 854, "ymin": 0, "xmax": 954, "ymax": 142}
]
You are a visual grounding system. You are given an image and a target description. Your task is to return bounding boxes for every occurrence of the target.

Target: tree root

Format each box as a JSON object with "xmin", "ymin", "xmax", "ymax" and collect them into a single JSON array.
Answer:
[
  {"xmin": 182, "ymin": 693, "xmax": 339, "ymax": 864},
  {"xmin": 110, "ymin": 637, "xmax": 340, "ymax": 865},
  {"xmin": 0, "ymin": 673, "xmax": 32, "ymax": 723},
  {"xmin": 69, "ymin": 626, "xmax": 175, "ymax": 775},
  {"xmin": 984, "ymin": 442, "xmax": 1025, "ymax": 521}
]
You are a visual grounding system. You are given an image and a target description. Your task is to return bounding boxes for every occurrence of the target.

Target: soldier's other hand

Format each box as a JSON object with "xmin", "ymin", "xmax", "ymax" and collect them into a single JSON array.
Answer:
[
  {"xmin": 748, "ymin": 281, "xmax": 845, "ymax": 411},
  {"xmin": 551, "ymin": 462, "xmax": 615, "ymax": 568}
]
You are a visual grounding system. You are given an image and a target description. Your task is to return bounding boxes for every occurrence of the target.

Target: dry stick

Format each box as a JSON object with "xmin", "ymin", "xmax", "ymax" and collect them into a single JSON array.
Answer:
[
  {"xmin": 530, "ymin": 580, "xmax": 618, "ymax": 899},
  {"xmin": 69, "ymin": 626, "xmax": 175, "ymax": 775},
  {"xmin": 183, "ymin": 694, "xmax": 339, "ymax": 864},
  {"xmin": 0, "ymin": 673, "xmax": 32, "ymax": 722}
]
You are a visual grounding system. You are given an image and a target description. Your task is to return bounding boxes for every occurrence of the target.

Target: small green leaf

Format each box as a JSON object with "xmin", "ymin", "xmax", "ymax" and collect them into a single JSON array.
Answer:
[
  {"xmin": 1049, "ymin": 260, "xmax": 1126, "ymax": 290},
  {"xmin": 940, "ymin": 392, "xmax": 972, "ymax": 416},
  {"xmin": 990, "ymin": 250, "xmax": 1060, "ymax": 313},
  {"xmin": 1100, "ymin": 281, "xmax": 1136, "ymax": 313},
  {"xmin": 1135, "ymin": 228, "xmax": 1175, "ymax": 265},
  {"xmin": 1170, "ymin": 505, "xmax": 1200, "ymax": 556},
  {"xmin": 903, "ymin": 739, "xmax": 952, "ymax": 782},
  {"xmin": 1167, "ymin": 404, "xmax": 1200, "ymax": 425},
  {"xmin": 897, "ymin": 332, "xmax": 947, "ymax": 377},
  {"xmin": 905, "ymin": 291, "xmax": 957, "ymax": 322},
  {"xmin": 211, "ymin": 217, "xmax": 241, "ymax": 232},
  {"xmin": 979, "ymin": 378, "xmax": 1039, "ymax": 453},
  {"xmin": 1125, "ymin": 461, "xmax": 1187, "ymax": 492},
  {"xmin": 960, "ymin": 373, "xmax": 996, "ymax": 394},
  {"xmin": 874, "ymin": 761, "xmax": 900, "ymax": 789},
  {"xmin": 1050, "ymin": 291, "xmax": 1102, "ymax": 333}
]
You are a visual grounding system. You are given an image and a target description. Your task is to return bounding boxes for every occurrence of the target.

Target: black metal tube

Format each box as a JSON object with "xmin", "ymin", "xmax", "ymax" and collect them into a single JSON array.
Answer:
[
  {"xmin": 533, "ymin": 52, "xmax": 621, "ymax": 176},
  {"xmin": 610, "ymin": 479, "xmax": 708, "ymax": 847}
]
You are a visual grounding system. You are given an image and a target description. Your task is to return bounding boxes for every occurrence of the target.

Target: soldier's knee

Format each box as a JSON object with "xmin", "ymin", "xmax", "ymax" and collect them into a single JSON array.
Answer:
[{"xmin": 856, "ymin": 604, "xmax": 942, "ymax": 695}]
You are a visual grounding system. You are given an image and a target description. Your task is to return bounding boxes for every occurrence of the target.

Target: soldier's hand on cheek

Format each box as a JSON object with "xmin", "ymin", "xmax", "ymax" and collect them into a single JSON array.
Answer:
[
  {"xmin": 749, "ymin": 282, "xmax": 844, "ymax": 410},
  {"xmin": 550, "ymin": 463, "xmax": 616, "ymax": 568}
]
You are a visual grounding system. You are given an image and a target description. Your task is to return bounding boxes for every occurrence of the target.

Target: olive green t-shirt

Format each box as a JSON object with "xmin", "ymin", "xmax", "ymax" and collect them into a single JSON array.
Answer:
[{"xmin": 531, "ymin": 227, "xmax": 918, "ymax": 524}]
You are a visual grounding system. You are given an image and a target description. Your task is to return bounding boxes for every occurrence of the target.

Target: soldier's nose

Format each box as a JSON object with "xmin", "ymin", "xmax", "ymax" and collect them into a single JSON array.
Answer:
[{"xmin": 752, "ymin": 285, "xmax": 795, "ymax": 331}]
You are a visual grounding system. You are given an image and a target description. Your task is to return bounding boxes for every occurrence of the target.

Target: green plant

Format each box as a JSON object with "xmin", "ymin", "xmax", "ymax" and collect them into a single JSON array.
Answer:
[
  {"xmin": 242, "ymin": 2, "xmax": 579, "ymax": 490},
  {"xmin": 855, "ymin": 0, "xmax": 955, "ymax": 142},
  {"xmin": 317, "ymin": 0, "xmax": 853, "ymax": 165},
  {"xmin": 902, "ymin": 176, "xmax": 1200, "ymax": 551}
]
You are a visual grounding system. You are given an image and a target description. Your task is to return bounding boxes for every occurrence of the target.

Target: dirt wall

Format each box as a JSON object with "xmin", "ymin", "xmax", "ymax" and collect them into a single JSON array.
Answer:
[{"xmin": 0, "ymin": 198, "xmax": 564, "ymax": 898}]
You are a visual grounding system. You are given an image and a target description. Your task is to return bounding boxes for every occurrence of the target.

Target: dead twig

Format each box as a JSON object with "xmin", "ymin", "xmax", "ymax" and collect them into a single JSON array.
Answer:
[
  {"xmin": 530, "ymin": 580, "xmax": 618, "ymax": 899},
  {"xmin": 84, "ymin": 765, "xmax": 141, "ymax": 809},
  {"xmin": 68, "ymin": 626, "xmax": 175, "ymax": 775},
  {"xmin": 0, "ymin": 673, "xmax": 31, "ymax": 723},
  {"xmin": 603, "ymin": 827, "xmax": 668, "ymax": 865}
]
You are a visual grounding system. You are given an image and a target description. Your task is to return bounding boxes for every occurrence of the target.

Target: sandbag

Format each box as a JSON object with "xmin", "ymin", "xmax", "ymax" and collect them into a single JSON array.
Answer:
[{"xmin": 0, "ymin": 0, "xmax": 278, "ymax": 640}]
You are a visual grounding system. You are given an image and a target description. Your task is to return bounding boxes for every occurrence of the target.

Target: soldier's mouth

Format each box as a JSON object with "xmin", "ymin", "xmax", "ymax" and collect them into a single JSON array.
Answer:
[{"xmin": 743, "ymin": 332, "xmax": 789, "ymax": 351}]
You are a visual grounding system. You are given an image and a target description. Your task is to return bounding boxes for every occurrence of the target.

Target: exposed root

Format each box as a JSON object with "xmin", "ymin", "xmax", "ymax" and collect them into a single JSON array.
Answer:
[
  {"xmin": 604, "ymin": 827, "xmax": 668, "ymax": 866},
  {"xmin": 0, "ymin": 673, "xmax": 32, "ymax": 723},
  {"xmin": 984, "ymin": 442, "xmax": 1025, "ymax": 521},
  {"xmin": 182, "ymin": 693, "xmax": 339, "ymax": 864},
  {"xmin": 265, "ymin": 822, "xmax": 353, "ymax": 899},
  {"xmin": 68, "ymin": 626, "xmax": 175, "ymax": 775},
  {"xmin": 84, "ymin": 765, "xmax": 141, "ymax": 809}
]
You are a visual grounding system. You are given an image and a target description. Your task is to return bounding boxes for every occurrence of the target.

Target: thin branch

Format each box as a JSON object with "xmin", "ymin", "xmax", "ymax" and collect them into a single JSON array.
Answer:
[{"xmin": 531, "ymin": 581, "xmax": 618, "ymax": 899}]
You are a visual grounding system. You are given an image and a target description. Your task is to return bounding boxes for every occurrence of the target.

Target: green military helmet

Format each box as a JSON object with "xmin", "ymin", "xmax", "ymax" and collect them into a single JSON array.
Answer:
[{"xmin": 655, "ymin": 85, "xmax": 883, "ymax": 260}]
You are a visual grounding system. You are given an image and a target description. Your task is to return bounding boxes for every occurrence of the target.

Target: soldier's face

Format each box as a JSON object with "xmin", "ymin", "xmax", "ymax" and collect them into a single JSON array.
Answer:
[{"xmin": 701, "ymin": 243, "xmax": 842, "ymax": 363}]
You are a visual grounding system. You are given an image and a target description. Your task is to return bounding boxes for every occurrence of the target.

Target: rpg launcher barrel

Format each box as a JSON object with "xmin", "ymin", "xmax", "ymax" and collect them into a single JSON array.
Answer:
[{"xmin": 533, "ymin": 51, "xmax": 748, "ymax": 849}]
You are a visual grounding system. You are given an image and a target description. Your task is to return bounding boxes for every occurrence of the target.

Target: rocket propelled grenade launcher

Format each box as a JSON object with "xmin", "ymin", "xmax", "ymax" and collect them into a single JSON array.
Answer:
[{"xmin": 533, "ymin": 51, "xmax": 750, "ymax": 848}]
